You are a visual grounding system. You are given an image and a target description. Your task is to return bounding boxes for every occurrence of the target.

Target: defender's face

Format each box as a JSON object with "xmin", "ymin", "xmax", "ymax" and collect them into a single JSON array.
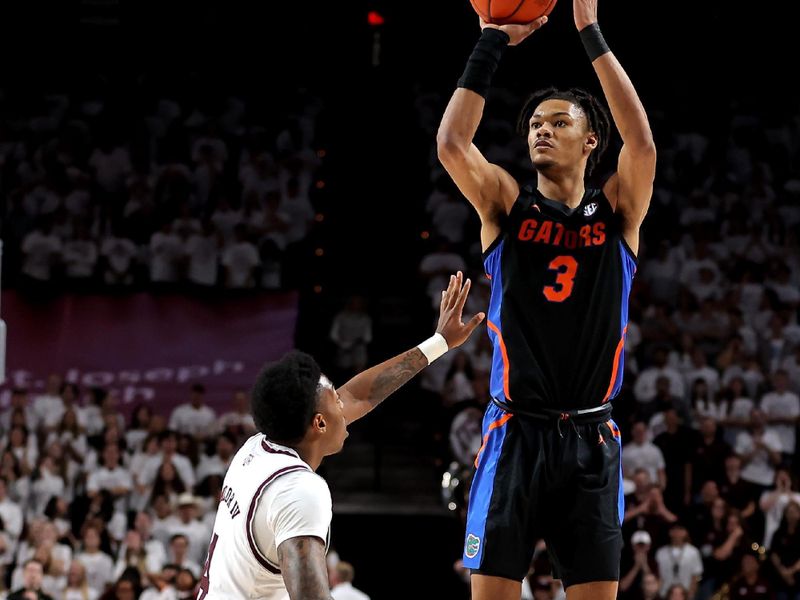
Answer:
[
  {"xmin": 317, "ymin": 376, "xmax": 349, "ymax": 456},
  {"xmin": 527, "ymin": 99, "xmax": 594, "ymax": 172}
]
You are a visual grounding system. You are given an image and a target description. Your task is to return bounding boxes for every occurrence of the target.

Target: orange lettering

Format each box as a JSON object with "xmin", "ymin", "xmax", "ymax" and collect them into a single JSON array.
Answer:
[
  {"xmin": 564, "ymin": 231, "xmax": 577, "ymax": 249},
  {"xmin": 593, "ymin": 222, "xmax": 606, "ymax": 245},
  {"xmin": 553, "ymin": 223, "xmax": 565, "ymax": 246},
  {"xmin": 534, "ymin": 221, "xmax": 553, "ymax": 244},
  {"xmin": 579, "ymin": 225, "xmax": 592, "ymax": 247},
  {"xmin": 519, "ymin": 219, "xmax": 539, "ymax": 241}
]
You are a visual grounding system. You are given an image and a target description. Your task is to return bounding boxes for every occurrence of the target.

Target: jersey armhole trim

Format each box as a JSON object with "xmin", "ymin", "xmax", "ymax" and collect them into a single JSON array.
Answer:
[
  {"xmin": 246, "ymin": 465, "xmax": 311, "ymax": 574},
  {"xmin": 620, "ymin": 237, "xmax": 639, "ymax": 265}
]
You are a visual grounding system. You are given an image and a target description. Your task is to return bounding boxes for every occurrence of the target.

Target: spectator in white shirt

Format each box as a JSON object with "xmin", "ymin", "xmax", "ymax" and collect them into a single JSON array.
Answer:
[
  {"xmin": 330, "ymin": 561, "xmax": 370, "ymax": 600},
  {"xmin": 184, "ymin": 221, "xmax": 219, "ymax": 287},
  {"xmin": 149, "ymin": 223, "xmax": 183, "ymax": 284},
  {"xmin": 683, "ymin": 348, "xmax": 720, "ymax": 398},
  {"xmin": 166, "ymin": 494, "xmax": 210, "ymax": 566},
  {"xmin": 168, "ymin": 385, "xmax": 216, "ymax": 440},
  {"xmin": 62, "ymin": 560, "xmax": 100, "ymax": 600},
  {"xmin": 736, "ymin": 409, "xmax": 783, "ymax": 489},
  {"xmin": 142, "ymin": 431, "xmax": 196, "ymax": 491},
  {"xmin": 100, "ymin": 233, "xmax": 139, "ymax": 285},
  {"xmin": 634, "ymin": 347, "xmax": 686, "ymax": 405},
  {"xmin": 419, "ymin": 239, "xmax": 467, "ymax": 310},
  {"xmin": 62, "ymin": 226, "xmax": 98, "ymax": 284},
  {"xmin": 196, "ymin": 433, "xmax": 236, "ymax": 483},
  {"xmin": 280, "ymin": 177, "xmax": 314, "ymax": 245},
  {"xmin": 21, "ymin": 220, "xmax": 62, "ymax": 282},
  {"xmin": 0, "ymin": 478, "xmax": 23, "ymax": 541},
  {"xmin": 75, "ymin": 525, "xmax": 114, "ymax": 594},
  {"xmin": 654, "ymin": 523, "xmax": 703, "ymax": 599},
  {"xmin": 86, "ymin": 444, "xmax": 132, "ymax": 514},
  {"xmin": 221, "ymin": 224, "xmax": 260, "ymax": 289},
  {"xmin": 216, "ymin": 390, "xmax": 256, "ymax": 438},
  {"xmin": 760, "ymin": 468, "xmax": 800, "ymax": 549},
  {"xmin": 31, "ymin": 374, "xmax": 63, "ymax": 432},
  {"xmin": 760, "ymin": 369, "xmax": 800, "ymax": 456},
  {"xmin": 89, "ymin": 140, "xmax": 131, "ymax": 194},
  {"xmin": 0, "ymin": 388, "xmax": 37, "ymax": 435},
  {"xmin": 167, "ymin": 535, "xmax": 200, "ymax": 579},
  {"xmin": 622, "ymin": 421, "xmax": 667, "ymax": 490},
  {"xmin": 329, "ymin": 296, "xmax": 372, "ymax": 377}
]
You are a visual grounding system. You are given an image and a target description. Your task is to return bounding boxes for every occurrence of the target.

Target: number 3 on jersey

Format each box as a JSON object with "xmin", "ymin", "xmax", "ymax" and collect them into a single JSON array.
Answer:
[{"xmin": 543, "ymin": 255, "xmax": 579, "ymax": 302}]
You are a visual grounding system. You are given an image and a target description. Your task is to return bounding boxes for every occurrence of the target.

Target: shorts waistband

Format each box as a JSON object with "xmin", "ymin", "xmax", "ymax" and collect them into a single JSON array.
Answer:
[{"xmin": 491, "ymin": 397, "xmax": 613, "ymax": 424}]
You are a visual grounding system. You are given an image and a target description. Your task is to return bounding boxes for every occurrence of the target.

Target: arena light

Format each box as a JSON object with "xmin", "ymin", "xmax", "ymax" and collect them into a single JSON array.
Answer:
[{"xmin": 367, "ymin": 11, "xmax": 385, "ymax": 27}]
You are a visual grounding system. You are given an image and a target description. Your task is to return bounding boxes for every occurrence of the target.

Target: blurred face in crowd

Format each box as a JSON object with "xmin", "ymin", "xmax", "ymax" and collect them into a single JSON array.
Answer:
[
  {"xmin": 46, "ymin": 374, "xmax": 62, "ymax": 395},
  {"xmin": 217, "ymin": 436, "xmax": 235, "ymax": 460},
  {"xmin": 711, "ymin": 498, "xmax": 727, "ymax": 522},
  {"xmin": 701, "ymin": 480, "xmax": 719, "ymax": 504},
  {"xmin": 153, "ymin": 495, "xmax": 172, "ymax": 519},
  {"xmin": 23, "ymin": 560, "xmax": 44, "ymax": 590},
  {"xmin": 666, "ymin": 586, "xmax": 688, "ymax": 600},
  {"xmin": 102, "ymin": 444, "xmax": 120, "ymax": 468},
  {"xmin": 190, "ymin": 388, "xmax": 205, "ymax": 407},
  {"xmin": 176, "ymin": 569, "xmax": 196, "ymax": 592},
  {"xmin": 159, "ymin": 461, "xmax": 177, "ymax": 482},
  {"xmin": 83, "ymin": 526, "xmax": 101, "ymax": 551},
  {"xmin": 773, "ymin": 371, "xmax": 789, "ymax": 392},
  {"xmin": 11, "ymin": 390, "xmax": 27, "ymax": 408},
  {"xmin": 700, "ymin": 417, "xmax": 716, "ymax": 439},
  {"xmin": 171, "ymin": 536, "xmax": 189, "ymax": 561},
  {"xmin": 725, "ymin": 455, "xmax": 741, "ymax": 479},
  {"xmin": 785, "ymin": 501, "xmax": 800, "ymax": 527},
  {"xmin": 669, "ymin": 525, "xmax": 688, "ymax": 546},
  {"xmin": 67, "ymin": 562, "xmax": 86, "ymax": 587},
  {"xmin": 741, "ymin": 554, "xmax": 759, "ymax": 577},
  {"xmin": 749, "ymin": 409, "xmax": 766, "ymax": 430},
  {"xmin": 633, "ymin": 470, "xmax": 651, "ymax": 494},
  {"xmin": 178, "ymin": 503, "xmax": 197, "ymax": 523},
  {"xmin": 116, "ymin": 579, "xmax": 136, "ymax": 600},
  {"xmin": 642, "ymin": 573, "xmax": 660, "ymax": 599},
  {"xmin": 631, "ymin": 422, "xmax": 647, "ymax": 445},
  {"xmin": 135, "ymin": 511, "xmax": 152, "ymax": 536}
]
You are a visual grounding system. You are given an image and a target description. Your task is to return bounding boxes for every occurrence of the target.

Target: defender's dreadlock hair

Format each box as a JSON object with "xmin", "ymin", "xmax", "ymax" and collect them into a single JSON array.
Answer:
[{"xmin": 517, "ymin": 87, "xmax": 611, "ymax": 176}]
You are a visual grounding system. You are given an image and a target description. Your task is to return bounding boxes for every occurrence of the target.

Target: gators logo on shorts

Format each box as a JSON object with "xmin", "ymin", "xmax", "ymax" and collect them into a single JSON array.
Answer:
[{"xmin": 465, "ymin": 534, "xmax": 481, "ymax": 558}]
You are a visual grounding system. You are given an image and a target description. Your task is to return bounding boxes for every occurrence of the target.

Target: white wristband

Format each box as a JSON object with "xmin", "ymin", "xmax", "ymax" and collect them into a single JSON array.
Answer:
[{"xmin": 417, "ymin": 333, "xmax": 449, "ymax": 364}]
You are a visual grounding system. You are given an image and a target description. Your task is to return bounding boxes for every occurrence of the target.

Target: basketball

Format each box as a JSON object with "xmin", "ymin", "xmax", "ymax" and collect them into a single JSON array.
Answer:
[{"xmin": 470, "ymin": 0, "xmax": 557, "ymax": 25}]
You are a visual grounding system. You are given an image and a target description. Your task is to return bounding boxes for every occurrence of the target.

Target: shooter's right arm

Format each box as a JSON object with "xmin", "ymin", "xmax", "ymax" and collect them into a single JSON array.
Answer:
[{"xmin": 436, "ymin": 19, "xmax": 547, "ymax": 249}]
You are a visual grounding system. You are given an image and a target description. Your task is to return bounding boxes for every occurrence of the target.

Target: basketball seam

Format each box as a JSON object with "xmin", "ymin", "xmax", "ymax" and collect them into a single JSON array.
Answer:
[{"xmin": 504, "ymin": 0, "xmax": 528, "ymax": 21}]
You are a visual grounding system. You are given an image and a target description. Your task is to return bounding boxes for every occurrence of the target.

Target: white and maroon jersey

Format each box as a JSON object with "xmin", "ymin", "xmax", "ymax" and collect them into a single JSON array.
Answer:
[{"xmin": 198, "ymin": 434, "xmax": 332, "ymax": 600}]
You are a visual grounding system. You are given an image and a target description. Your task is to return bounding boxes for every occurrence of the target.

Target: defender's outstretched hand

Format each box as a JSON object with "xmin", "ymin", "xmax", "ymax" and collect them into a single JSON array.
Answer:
[
  {"xmin": 436, "ymin": 272, "xmax": 486, "ymax": 349},
  {"xmin": 480, "ymin": 15, "xmax": 548, "ymax": 46},
  {"xmin": 573, "ymin": 0, "xmax": 599, "ymax": 30}
]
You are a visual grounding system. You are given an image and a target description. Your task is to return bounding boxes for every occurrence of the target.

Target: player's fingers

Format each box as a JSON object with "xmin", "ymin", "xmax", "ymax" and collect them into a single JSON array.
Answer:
[
  {"xmin": 446, "ymin": 272, "xmax": 460, "ymax": 311},
  {"xmin": 444, "ymin": 274, "xmax": 456, "ymax": 306},
  {"xmin": 465, "ymin": 311, "xmax": 486, "ymax": 333},
  {"xmin": 529, "ymin": 15, "xmax": 548, "ymax": 30},
  {"xmin": 454, "ymin": 277, "xmax": 472, "ymax": 313}
]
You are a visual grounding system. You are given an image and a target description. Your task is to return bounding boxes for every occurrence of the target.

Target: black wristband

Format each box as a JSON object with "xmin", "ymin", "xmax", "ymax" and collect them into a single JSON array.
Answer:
[
  {"xmin": 457, "ymin": 28, "xmax": 510, "ymax": 99},
  {"xmin": 579, "ymin": 23, "xmax": 610, "ymax": 62}
]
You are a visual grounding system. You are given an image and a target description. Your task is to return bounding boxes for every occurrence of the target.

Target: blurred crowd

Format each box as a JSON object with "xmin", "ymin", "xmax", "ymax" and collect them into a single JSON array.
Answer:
[
  {"xmin": 3, "ymin": 81, "xmax": 800, "ymax": 599},
  {"xmin": 0, "ymin": 90, "xmax": 324, "ymax": 292}
]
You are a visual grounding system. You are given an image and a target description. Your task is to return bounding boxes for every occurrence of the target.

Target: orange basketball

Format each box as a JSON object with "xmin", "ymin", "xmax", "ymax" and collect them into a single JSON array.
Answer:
[{"xmin": 470, "ymin": 0, "xmax": 557, "ymax": 25}]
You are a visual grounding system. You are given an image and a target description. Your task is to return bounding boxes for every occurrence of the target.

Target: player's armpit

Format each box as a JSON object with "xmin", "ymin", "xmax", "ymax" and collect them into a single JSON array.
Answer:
[{"xmin": 277, "ymin": 535, "xmax": 332, "ymax": 600}]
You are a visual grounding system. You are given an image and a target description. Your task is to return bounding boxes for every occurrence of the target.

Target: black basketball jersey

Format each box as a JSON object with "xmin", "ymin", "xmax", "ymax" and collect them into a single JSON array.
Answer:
[{"xmin": 483, "ymin": 184, "xmax": 637, "ymax": 411}]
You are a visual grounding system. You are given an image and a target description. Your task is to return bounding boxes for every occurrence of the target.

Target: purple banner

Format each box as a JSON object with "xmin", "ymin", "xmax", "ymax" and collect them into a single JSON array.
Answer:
[{"xmin": 0, "ymin": 291, "xmax": 298, "ymax": 415}]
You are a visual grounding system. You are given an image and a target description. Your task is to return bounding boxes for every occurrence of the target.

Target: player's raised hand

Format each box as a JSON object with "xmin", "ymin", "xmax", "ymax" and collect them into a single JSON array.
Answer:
[
  {"xmin": 436, "ymin": 271, "xmax": 486, "ymax": 349},
  {"xmin": 480, "ymin": 15, "xmax": 548, "ymax": 46},
  {"xmin": 573, "ymin": 0, "xmax": 598, "ymax": 30}
]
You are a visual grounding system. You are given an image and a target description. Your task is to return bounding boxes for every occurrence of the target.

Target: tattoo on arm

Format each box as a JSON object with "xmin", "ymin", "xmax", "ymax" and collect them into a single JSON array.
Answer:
[
  {"xmin": 367, "ymin": 349, "xmax": 428, "ymax": 406},
  {"xmin": 277, "ymin": 536, "xmax": 332, "ymax": 600}
]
